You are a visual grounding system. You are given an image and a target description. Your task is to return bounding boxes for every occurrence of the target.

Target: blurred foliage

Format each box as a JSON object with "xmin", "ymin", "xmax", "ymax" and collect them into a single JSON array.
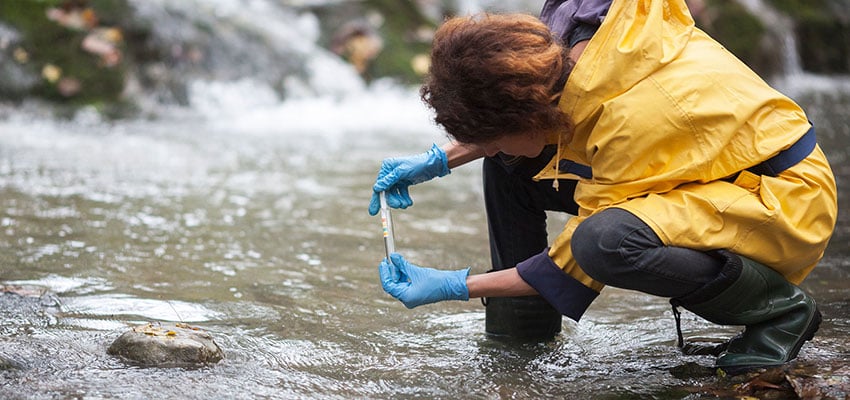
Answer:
[
  {"xmin": 362, "ymin": 0, "xmax": 434, "ymax": 84},
  {"xmin": 767, "ymin": 0, "xmax": 850, "ymax": 73},
  {"xmin": 313, "ymin": 0, "xmax": 435, "ymax": 84},
  {"xmin": 1, "ymin": 0, "xmax": 848, "ymax": 112},
  {"xmin": 0, "ymin": 0, "xmax": 126, "ymax": 105},
  {"xmin": 700, "ymin": 0, "xmax": 766, "ymax": 72},
  {"xmin": 694, "ymin": 0, "xmax": 849, "ymax": 75},
  {"xmin": 767, "ymin": 0, "xmax": 832, "ymax": 22}
]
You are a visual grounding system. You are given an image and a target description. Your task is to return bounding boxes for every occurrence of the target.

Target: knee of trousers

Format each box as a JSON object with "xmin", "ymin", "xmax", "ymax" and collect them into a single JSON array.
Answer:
[{"xmin": 571, "ymin": 208, "xmax": 651, "ymax": 284}]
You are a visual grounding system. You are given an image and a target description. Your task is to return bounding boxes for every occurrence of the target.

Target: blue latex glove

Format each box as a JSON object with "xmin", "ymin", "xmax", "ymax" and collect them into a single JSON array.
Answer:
[
  {"xmin": 368, "ymin": 144, "xmax": 450, "ymax": 216},
  {"xmin": 379, "ymin": 253, "xmax": 470, "ymax": 309}
]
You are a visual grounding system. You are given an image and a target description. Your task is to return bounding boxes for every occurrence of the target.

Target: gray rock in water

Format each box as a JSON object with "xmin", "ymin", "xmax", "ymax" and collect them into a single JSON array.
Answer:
[
  {"xmin": 108, "ymin": 322, "xmax": 224, "ymax": 366},
  {"xmin": 0, "ymin": 287, "xmax": 58, "ymax": 337},
  {"xmin": 0, "ymin": 354, "xmax": 26, "ymax": 371}
]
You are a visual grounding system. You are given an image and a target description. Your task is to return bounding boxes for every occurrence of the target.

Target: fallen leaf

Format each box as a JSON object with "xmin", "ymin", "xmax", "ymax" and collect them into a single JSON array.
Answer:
[
  {"xmin": 57, "ymin": 77, "xmax": 81, "ymax": 97},
  {"xmin": 740, "ymin": 377, "xmax": 784, "ymax": 391},
  {"xmin": 45, "ymin": 7, "xmax": 97, "ymax": 30},
  {"xmin": 13, "ymin": 47, "xmax": 29, "ymax": 63},
  {"xmin": 42, "ymin": 64, "xmax": 62, "ymax": 83}
]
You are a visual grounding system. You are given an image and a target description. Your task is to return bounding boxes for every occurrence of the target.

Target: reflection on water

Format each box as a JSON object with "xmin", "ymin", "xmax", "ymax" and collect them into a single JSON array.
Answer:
[{"xmin": 0, "ymin": 86, "xmax": 848, "ymax": 398}]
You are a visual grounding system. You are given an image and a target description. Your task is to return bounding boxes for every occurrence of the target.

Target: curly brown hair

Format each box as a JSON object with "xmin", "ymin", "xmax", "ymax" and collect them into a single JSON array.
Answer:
[{"xmin": 420, "ymin": 13, "xmax": 573, "ymax": 144}]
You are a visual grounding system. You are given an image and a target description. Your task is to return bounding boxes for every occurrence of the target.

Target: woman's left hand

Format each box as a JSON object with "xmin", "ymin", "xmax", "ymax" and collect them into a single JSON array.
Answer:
[{"xmin": 379, "ymin": 253, "xmax": 469, "ymax": 308}]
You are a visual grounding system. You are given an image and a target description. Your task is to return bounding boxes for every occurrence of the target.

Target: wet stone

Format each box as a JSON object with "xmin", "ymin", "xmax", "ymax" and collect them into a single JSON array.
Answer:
[
  {"xmin": 108, "ymin": 322, "xmax": 224, "ymax": 367},
  {"xmin": 0, "ymin": 286, "xmax": 57, "ymax": 336},
  {"xmin": 0, "ymin": 354, "xmax": 26, "ymax": 371}
]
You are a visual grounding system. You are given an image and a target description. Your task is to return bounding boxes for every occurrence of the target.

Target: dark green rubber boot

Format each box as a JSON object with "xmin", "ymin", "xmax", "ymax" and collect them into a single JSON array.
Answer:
[
  {"xmin": 484, "ymin": 295, "xmax": 561, "ymax": 341},
  {"xmin": 672, "ymin": 250, "xmax": 821, "ymax": 374}
]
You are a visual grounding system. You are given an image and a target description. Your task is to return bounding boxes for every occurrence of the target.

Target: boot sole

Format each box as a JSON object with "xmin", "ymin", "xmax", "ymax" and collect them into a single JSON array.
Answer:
[{"xmin": 719, "ymin": 307, "xmax": 822, "ymax": 375}]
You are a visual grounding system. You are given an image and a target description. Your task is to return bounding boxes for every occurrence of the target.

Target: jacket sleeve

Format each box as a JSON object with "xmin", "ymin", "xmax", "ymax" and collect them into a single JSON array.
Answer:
[
  {"xmin": 516, "ymin": 249, "xmax": 600, "ymax": 322},
  {"xmin": 515, "ymin": 214, "xmax": 605, "ymax": 322},
  {"xmin": 540, "ymin": 0, "xmax": 612, "ymax": 46}
]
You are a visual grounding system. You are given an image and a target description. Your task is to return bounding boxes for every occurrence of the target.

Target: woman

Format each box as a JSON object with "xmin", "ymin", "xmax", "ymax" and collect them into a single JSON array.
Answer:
[{"xmin": 369, "ymin": 0, "xmax": 837, "ymax": 374}]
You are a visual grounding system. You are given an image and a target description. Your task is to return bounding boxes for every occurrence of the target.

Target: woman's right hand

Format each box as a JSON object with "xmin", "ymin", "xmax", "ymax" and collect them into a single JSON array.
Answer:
[{"xmin": 368, "ymin": 144, "xmax": 450, "ymax": 216}]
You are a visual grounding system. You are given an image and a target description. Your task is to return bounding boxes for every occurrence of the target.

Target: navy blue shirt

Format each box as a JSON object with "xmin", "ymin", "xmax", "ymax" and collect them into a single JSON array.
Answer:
[{"xmin": 540, "ymin": 0, "xmax": 611, "ymax": 46}]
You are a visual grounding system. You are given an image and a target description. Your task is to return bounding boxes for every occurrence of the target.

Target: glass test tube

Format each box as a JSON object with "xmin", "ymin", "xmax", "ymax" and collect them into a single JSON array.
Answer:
[{"xmin": 379, "ymin": 191, "xmax": 395, "ymax": 262}]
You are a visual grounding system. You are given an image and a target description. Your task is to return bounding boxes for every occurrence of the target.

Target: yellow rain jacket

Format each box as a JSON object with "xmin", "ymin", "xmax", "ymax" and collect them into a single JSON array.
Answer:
[{"xmin": 536, "ymin": 0, "xmax": 838, "ymax": 293}]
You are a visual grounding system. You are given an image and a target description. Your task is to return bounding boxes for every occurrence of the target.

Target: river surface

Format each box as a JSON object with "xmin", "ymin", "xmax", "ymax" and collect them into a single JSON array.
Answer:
[{"xmin": 0, "ymin": 81, "xmax": 848, "ymax": 399}]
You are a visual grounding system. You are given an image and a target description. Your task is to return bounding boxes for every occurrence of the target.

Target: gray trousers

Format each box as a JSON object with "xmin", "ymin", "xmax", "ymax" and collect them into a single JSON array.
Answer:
[{"xmin": 572, "ymin": 208, "xmax": 723, "ymax": 298}]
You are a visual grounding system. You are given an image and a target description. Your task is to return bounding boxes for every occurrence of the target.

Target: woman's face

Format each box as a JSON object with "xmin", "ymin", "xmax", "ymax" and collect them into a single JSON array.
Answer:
[{"xmin": 479, "ymin": 131, "xmax": 548, "ymax": 158}]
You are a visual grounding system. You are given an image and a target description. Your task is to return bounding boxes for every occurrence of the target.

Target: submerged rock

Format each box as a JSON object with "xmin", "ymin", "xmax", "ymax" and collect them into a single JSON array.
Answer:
[
  {"xmin": 108, "ymin": 322, "xmax": 223, "ymax": 366},
  {"xmin": 0, "ymin": 354, "xmax": 26, "ymax": 371},
  {"xmin": 0, "ymin": 286, "xmax": 57, "ymax": 336}
]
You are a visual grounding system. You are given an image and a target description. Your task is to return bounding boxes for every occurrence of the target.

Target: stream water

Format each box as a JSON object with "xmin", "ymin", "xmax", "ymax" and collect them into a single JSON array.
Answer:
[
  {"xmin": 1, "ymin": 1, "xmax": 849, "ymax": 398},
  {"xmin": 1, "ymin": 80, "xmax": 848, "ymax": 400}
]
